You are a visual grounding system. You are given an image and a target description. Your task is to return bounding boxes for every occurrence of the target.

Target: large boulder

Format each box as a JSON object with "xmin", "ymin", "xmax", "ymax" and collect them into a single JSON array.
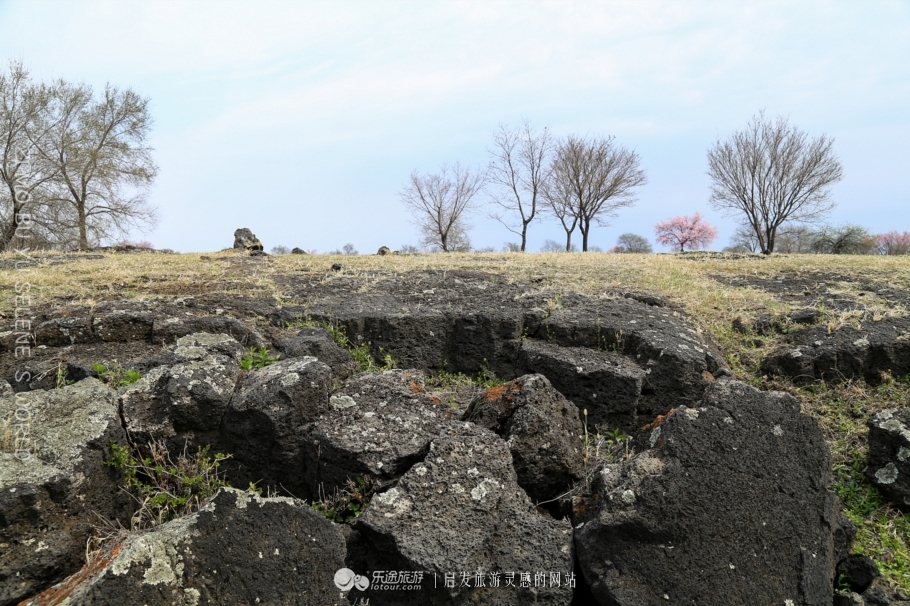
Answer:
[
  {"xmin": 347, "ymin": 423, "xmax": 575, "ymax": 605},
  {"xmin": 20, "ymin": 488, "xmax": 349, "ymax": 606},
  {"xmin": 304, "ymin": 370, "xmax": 456, "ymax": 498},
  {"xmin": 119, "ymin": 332, "xmax": 245, "ymax": 448},
  {"xmin": 463, "ymin": 374, "xmax": 584, "ymax": 503},
  {"xmin": 220, "ymin": 356, "xmax": 332, "ymax": 496},
  {"xmin": 0, "ymin": 379, "xmax": 132, "ymax": 606},
  {"xmin": 866, "ymin": 409, "xmax": 910, "ymax": 506},
  {"xmin": 233, "ymin": 227, "xmax": 263, "ymax": 251},
  {"xmin": 574, "ymin": 379, "xmax": 838, "ymax": 606}
]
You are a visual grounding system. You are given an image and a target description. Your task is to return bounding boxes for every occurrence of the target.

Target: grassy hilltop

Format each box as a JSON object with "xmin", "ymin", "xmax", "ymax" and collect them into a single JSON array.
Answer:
[{"xmin": 2, "ymin": 249, "xmax": 910, "ymax": 589}]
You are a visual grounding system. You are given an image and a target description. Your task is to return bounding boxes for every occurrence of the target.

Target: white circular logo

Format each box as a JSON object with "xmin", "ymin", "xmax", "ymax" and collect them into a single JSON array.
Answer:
[{"xmin": 334, "ymin": 568, "xmax": 370, "ymax": 591}]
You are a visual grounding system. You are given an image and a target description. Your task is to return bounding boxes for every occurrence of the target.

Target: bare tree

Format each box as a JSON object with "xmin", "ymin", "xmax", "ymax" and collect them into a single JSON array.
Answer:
[
  {"xmin": 31, "ymin": 82, "xmax": 158, "ymax": 250},
  {"xmin": 399, "ymin": 163, "xmax": 484, "ymax": 252},
  {"xmin": 707, "ymin": 111, "xmax": 843, "ymax": 254},
  {"xmin": 0, "ymin": 61, "xmax": 60, "ymax": 250},
  {"xmin": 486, "ymin": 121, "xmax": 552, "ymax": 252},
  {"xmin": 725, "ymin": 223, "xmax": 760, "ymax": 253},
  {"xmin": 544, "ymin": 135, "xmax": 646, "ymax": 252}
]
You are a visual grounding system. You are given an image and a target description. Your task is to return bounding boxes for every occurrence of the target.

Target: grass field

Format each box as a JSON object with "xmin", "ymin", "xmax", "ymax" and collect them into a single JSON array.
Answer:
[{"xmin": 2, "ymin": 249, "xmax": 910, "ymax": 589}]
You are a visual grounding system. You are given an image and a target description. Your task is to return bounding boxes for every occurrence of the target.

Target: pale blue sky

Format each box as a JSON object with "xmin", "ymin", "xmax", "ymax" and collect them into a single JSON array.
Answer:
[{"xmin": 0, "ymin": 0, "xmax": 907, "ymax": 253}]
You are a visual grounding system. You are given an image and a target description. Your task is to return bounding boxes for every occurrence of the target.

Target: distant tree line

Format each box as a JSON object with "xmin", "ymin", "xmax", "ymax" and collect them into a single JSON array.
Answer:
[
  {"xmin": 724, "ymin": 224, "xmax": 910, "ymax": 255},
  {"xmin": 398, "ymin": 111, "xmax": 858, "ymax": 255},
  {"xmin": 0, "ymin": 60, "xmax": 157, "ymax": 251}
]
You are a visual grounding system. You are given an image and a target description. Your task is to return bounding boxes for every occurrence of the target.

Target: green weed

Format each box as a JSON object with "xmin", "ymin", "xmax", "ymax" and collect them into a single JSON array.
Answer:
[
  {"xmin": 93, "ymin": 362, "xmax": 141, "ymax": 387},
  {"xmin": 105, "ymin": 440, "xmax": 232, "ymax": 530},
  {"xmin": 311, "ymin": 475, "xmax": 379, "ymax": 523},
  {"xmin": 240, "ymin": 347, "xmax": 280, "ymax": 370}
]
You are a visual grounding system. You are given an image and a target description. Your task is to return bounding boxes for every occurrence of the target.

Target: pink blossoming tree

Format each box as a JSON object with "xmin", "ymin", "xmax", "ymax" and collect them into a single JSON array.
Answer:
[
  {"xmin": 654, "ymin": 212, "xmax": 718, "ymax": 252},
  {"xmin": 875, "ymin": 231, "xmax": 910, "ymax": 255}
]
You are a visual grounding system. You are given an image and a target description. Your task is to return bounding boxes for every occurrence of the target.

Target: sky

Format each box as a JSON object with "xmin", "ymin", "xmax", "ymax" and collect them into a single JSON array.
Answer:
[{"xmin": 0, "ymin": 0, "xmax": 907, "ymax": 253}]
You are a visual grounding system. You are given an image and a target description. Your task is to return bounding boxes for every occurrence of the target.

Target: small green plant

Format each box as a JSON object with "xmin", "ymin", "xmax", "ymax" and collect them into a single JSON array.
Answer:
[
  {"xmin": 105, "ymin": 440, "xmax": 232, "ymax": 530},
  {"xmin": 605, "ymin": 428, "xmax": 629, "ymax": 445},
  {"xmin": 55, "ymin": 363, "xmax": 75, "ymax": 389},
  {"xmin": 93, "ymin": 362, "xmax": 141, "ymax": 387},
  {"xmin": 324, "ymin": 321, "xmax": 396, "ymax": 372},
  {"xmin": 311, "ymin": 475, "xmax": 379, "ymax": 523},
  {"xmin": 239, "ymin": 347, "xmax": 280, "ymax": 370}
]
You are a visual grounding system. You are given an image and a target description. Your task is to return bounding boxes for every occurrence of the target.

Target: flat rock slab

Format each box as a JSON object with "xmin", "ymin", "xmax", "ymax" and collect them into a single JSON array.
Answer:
[
  {"xmin": 866, "ymin": 409, "xmax": 910, "ymax": 506},
  {"xmin": 20, "ymin": 488, "xmax": 348, "ymax": 606},
  {"xmin": 464, "ymin": 374, "xmax": 583, "ymax": 503},
  {"xmin": 517, "ymin": 339, "xmax": 645, "ymax": 430},
  {"xmin": 761, "ymin": 316, "xmax": 910, "ymax": 385},
  {"xmin": 0, "ymin": 379, "xmax": 132, "ymax": 606},
  {"xmin": 348, "ymin": 423, "xmax": 575, "ymax": 605},
  {"xmin": 574, "ymin": 380, "xmax": 838, "ymax": 606}
]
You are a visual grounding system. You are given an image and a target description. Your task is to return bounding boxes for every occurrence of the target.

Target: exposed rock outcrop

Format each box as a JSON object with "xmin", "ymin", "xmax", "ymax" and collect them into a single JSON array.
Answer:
[
  {"xmin": 0, "ymin": 380, "xmax": 132, "ymax": 606},
  {"xmin": 866, "ymin": 409, "xmax": 910, "ymax": 506},
  {"xmin": 573, "ymin": 380, "xmax": 838, "ymax": 606},
  {"xmin": 20, "ymin": 488, "xmax": 348, "ymax": 606},
  {"xmin": 464, "ymin": 374, "xmax": 583, "ymax": 503},
  {"xmin": 760, "ymin": 316, "xmax": 910, "ymax": 385},
  {"xmin": 347, "ymin": 423, "xmax": 575, "ymax": 605}
]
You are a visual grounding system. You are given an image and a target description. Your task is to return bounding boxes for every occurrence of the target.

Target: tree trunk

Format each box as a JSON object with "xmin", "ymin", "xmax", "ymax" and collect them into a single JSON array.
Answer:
[
  {"xmin": 77, "ymin": 201, "xmax": 88, "ymax": 250},
  {"xmin": 564, "ymin": 231, "xmax": 572, "ymax": 252},
  {"xmin": 520, "ymin": 223, "xmax": 528, "ymax": 252}
]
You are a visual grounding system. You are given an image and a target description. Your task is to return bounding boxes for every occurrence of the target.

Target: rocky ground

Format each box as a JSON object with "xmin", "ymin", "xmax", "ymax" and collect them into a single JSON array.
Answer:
[{"xmin": 1, "ymin": 250, "xmax": 910, "ymax": 605}]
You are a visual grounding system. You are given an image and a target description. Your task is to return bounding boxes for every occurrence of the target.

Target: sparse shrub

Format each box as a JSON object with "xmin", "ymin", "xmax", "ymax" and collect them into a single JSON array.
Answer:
[
  {"xmin": 808, "ymin": 224, "xmax": 876, "ymax": 254},
  {"xmin": 541, "ymin": 239, "xmax": 577, "ymax": 253},
  {"xmin": 271, "ymin": 245, "xmax": 290, "ymax": 255},
  {"xmin": 502, "ymin": 242, "xmax": 522, "ymax": 252},
  {"xmin": 613, "ymin": 233, "xmax": 653, "ymax": 253}
]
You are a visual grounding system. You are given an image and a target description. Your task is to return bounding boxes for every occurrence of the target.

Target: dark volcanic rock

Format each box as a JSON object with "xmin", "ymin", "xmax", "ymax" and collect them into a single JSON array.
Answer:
[
  {"xmin": 0, "ymin": 379, "xmax": 132, "ymax": 606},
  {"xmin": 304, "ymin": 370, "xmax": 456, "ymax": 497},
  {"xmin": 276, "ymin": 275, "xmax": 726, "ymax": 418},
  {"xmin": 233, "ymin": 227, "xmax": 263, "ymax": 251},
  {"xmin": 20, "ymin": 488, "xmax": 348, "ymax": 606},
  {"xmin": 221, "ymin": 356, "xmax": 332, "ymax": 496},
  {"xmin": 120, "ymin": 332, "xmax": 245, "ymax": 447},
  {"xmin": 92, "ymin": 308, "xmax": 154, "ymax": 342},
  {"xmin": 521, "ymin": 300, "xmax": 723, "ymax": 416},
  {"xmin": 574, "ymin": 379, "xmax": 838, "ymax": 606},
  {"xmin": 866, "ymin": 409, "xmax": 910, "ymax": 506},
  {"xmin": 348, "ymin": 423, "xmax": 574, "ymax": 605},
  {"xmin": 761, "ymin": 316, "xmax": 910, "ymax": 385},
  {"xmin": 463, "ymin": 374, "xmax": 583, "ymax": 502},
  {"xmin": 281, "ymin": 327, "xmax": 357, "ymax": 380},
  {"xmin": 151, "ymin": 314, "xmax": 268, "ymax": 348},
  {"xmin": 836, "ymin": 554, "xmax": 880, "ymax": 594},
  {"xmin": 518, "ymin": 339, "xmax": 645, "ymax": 430}
]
